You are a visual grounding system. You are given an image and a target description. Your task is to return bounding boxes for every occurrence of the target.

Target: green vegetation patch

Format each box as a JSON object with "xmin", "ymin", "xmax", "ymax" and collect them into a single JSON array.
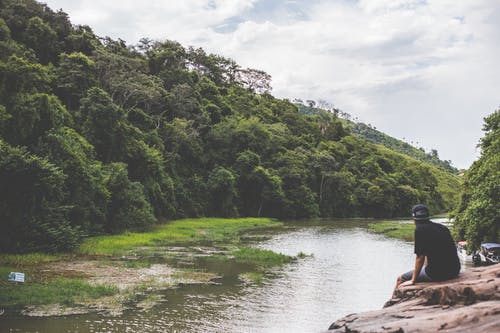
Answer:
[
  {"xmin": 79, "ymin": 218, "xmax": 282, "ymax": 255},
  {"xmin": 232, "ymin": 247, "xmax": 293, "ymax": 268},
  {"xmin": 454, "ymin": 110, "xmax": 499, "ymax": 249},
  {"xmin": 0, "ymin": 253, "xmax": 62, "ymax": 266},
  {"xmin": 0, "ymin": 278, "xmax": 118, "ymax": 307},
  {"xmin": 369, "ymin": 221, "xmax": 415, "ymax": 241}
]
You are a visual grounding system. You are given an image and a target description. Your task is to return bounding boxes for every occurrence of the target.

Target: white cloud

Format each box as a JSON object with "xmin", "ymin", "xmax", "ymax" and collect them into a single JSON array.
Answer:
[{"xmin": 43, "ymin": 0, "xmax": 500, "ymax": 168}]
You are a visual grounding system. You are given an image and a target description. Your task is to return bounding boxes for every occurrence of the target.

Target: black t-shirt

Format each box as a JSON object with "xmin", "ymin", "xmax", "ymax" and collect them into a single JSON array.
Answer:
[{"xmin": 414, "ymin": 221, "xmax": 460, "ymax": 280}]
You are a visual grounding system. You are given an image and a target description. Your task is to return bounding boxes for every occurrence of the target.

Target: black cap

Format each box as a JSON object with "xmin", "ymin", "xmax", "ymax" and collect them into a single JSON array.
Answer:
[{"xmin": 412, "ymin": 204, "xmax": 430, "ymax": 221}]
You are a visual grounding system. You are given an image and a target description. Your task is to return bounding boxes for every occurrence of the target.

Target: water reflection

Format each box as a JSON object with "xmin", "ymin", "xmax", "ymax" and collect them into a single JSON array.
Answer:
[{"xmin": 2, "ymin": 219, "xmax": 418, "ymax": 333}]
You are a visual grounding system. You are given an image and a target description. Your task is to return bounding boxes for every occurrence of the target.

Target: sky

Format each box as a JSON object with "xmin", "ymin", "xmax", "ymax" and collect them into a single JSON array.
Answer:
[{"xmin": 43, "ymin": 0, "xmax": 500, "ymax": 169}]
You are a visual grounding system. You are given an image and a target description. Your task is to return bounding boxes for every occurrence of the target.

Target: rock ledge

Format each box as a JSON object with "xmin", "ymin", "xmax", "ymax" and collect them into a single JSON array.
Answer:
[{"xmin": 326, "ymin": 265, "xmax": 500, "ymax": 333}]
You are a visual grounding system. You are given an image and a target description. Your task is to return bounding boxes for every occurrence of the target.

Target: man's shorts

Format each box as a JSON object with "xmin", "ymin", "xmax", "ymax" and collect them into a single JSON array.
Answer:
[{"xmin": 400, "ymin": 266, "xmax": 433, "ymax": 283}]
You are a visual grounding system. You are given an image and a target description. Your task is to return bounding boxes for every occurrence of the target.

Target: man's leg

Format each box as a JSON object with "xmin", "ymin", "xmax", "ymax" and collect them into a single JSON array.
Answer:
[
  {"xmin": 395, "ymin": 267, "xmax": 432, "ymax": 292},
  {"xmin": 402, "ymin": 267, "xmax": 433, "ymax": 282}
]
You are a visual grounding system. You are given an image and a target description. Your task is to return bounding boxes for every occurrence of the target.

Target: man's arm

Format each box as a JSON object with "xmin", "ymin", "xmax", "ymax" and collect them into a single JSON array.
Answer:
[{"xmin": 400, "ymin": 254, "xmax": 425, "ymax": 287}]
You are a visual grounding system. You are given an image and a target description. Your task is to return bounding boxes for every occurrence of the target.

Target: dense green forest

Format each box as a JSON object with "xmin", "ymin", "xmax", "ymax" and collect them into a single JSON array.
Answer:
[
  {"xmin": 295, "ymin": 103, "xmax": 457, "ymax": 173},
  {"xmin": 0, "ymin": 0, "xmax": 462, "ymax": 253},
  {"xmin": 454, "ymin": 110, "xmax": 499, "ymax": 249}
]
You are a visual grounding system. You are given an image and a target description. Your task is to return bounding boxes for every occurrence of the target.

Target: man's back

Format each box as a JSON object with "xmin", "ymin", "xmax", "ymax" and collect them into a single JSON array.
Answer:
[{"xmin": 415, "ymin": 221, "xmax": 460, "ymax": 281}]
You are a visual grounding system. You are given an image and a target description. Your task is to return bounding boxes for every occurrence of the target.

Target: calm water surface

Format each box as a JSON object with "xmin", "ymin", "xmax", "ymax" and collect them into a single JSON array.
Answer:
[{"xmin": 3, "ymin": 219, "xmax": 436, "ymax": 333}]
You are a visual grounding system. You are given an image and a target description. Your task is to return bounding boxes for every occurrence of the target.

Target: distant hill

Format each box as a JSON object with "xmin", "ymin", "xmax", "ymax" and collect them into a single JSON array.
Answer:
[{"xmin": 296, "ymin": 104, "xmax": 458, "ymax": 173}]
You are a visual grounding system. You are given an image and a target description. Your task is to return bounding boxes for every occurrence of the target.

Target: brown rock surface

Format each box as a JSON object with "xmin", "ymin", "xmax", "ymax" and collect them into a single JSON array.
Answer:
[{"xmin": 326, "ymin": 265, "xmax": 500, "ymax": 333}]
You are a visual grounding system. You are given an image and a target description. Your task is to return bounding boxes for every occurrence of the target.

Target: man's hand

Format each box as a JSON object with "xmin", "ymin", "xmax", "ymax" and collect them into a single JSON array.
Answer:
[{"xmin": 398, "ymin": 280, "xmax": 415, "ymax": 288}]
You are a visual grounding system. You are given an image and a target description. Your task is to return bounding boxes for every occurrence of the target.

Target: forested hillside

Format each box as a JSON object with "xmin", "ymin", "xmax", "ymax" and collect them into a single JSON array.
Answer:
[
  {"xmin": 0, "ymin": 0, "xmax": 461, "ymax": 253},
  {"xmin": 454, "ymin": 110, "xmax": 499, "ymax": 249},
  {"xmin": 296, "ymin": 104, "xmax": 457, "ymax": 173}
]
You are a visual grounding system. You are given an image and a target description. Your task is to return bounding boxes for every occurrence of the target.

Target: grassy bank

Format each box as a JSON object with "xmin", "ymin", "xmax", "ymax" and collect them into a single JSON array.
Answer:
[
  {"xmin": 0, "ymin": 278, "xmax": 117, "ymax": 308},
  {"xmin": 368, "ymin": 221, "xmax": 415, "ymax": 241},
  {"xmin": 0, "ymin": 253, "xmax": 62, "ymax": 266},
  {"xmin": 79, "ymin": 217, "xmax": 282, "ymax": 255},
  {"xmin": 0, "ymin": 260, "xmax": 114, "ymax": 310},
  {"xmin": 0, "ymin": 218, "xmax": 288, "ymax": 313}
]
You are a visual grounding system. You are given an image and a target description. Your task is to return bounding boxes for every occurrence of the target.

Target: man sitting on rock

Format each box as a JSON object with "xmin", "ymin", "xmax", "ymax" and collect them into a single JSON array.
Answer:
[{"xmin": 396, "ymin": 204, "xmax": 460, "ymax": 289}]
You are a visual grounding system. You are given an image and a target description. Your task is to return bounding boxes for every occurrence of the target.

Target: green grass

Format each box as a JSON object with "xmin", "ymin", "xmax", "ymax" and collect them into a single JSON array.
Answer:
[
  {"xmin": 0, "ymin": 253, "xmax": 62, "ymax": 266},
  {"xmin": 0, "ymin": 278, "xmax": 118, "ymax": 307},
  {"xmin": 79, "ymin": 218, "xmax": 282, "ymax": 255},
  {"xmin": 368, "ymin": 221, "xmax": 415, "ymax": 241},
  {"xmin": 231, "ymin": 247, "xmax": 292, "ymax": 268}
]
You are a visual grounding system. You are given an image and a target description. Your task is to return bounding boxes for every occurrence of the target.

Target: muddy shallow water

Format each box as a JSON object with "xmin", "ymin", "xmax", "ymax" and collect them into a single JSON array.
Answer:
[{"xmin": 2, "ymin": 219, "xmax": 446, "ymax": 333}]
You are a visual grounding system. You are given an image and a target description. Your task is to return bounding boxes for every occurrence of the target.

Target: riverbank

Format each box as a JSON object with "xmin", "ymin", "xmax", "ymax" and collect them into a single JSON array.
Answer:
[
  {"xmin": 326, "ymin": 264, "xmax": 500, "ymax": 332},
  {"xmin": 368, "ymin": 216, "xmax": 453, "ymax": 242},
  {"xmin": 368, "ymin": 221, "xmax": 415, "ymax": 241},
  {"xmin": 0, "ymin": 218, "xmax": 294, "ymax": 316}
]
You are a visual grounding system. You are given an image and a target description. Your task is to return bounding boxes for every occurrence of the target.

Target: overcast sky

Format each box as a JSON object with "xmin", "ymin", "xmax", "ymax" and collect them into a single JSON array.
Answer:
[{"xmin": 43, "ymin": 0, "xmax": 500, "ymax": 169}]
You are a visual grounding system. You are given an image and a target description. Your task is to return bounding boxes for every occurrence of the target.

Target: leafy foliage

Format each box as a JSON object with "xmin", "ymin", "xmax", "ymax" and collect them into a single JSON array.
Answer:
[
  {"xmin": 0, "ymin": 139, "xmax": 79, "ymax": 252},
  {"xmin": 454, "ymin": 110, "xmax": 499, "ymax": 249},
  {"xmin": 0, "ymin": 0, "xmax": 462, "ymax": 252}
]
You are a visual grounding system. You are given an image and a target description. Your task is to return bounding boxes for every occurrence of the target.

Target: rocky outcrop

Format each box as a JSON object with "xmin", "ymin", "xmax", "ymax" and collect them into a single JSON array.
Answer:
[{"xmin": 326, "ymin": 265, "xmax": 500, "ymax": 333}]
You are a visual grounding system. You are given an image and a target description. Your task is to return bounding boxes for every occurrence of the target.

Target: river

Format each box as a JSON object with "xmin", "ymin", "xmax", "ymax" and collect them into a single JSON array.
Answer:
[{"xmin": 3, "ymin": 218, "xmax": 448, "ymax": 333}]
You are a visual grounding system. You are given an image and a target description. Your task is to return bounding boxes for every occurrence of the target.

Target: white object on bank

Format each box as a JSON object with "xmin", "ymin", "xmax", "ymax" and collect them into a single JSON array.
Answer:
[{"xmin": 8, "ymin": 272, "xmax": 25, "ymax": 283}]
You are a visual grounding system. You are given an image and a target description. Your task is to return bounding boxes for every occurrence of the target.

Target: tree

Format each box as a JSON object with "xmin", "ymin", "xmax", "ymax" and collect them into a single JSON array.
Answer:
[
  {"xmin": 454, "ymin": 110, "xmax": 500, "ymax": 250},
  {"xmin": 167, "ymin": 83, "xmax": 204, "ymax": 124},
  {"xmin": 4, "ymin": 93, "xmax": 72, "ymax": 146},
  {"xmin": 395, "ymin": 185, "xmax": 421, "ymax": 217},
  {"xmin": 234, "ymin": 68, "xmax": 272, "ymax": 94},
  {"xmin": 103, "ymin": 162, "xmax": 156, "ymax": 233},
  {"xmin": 93, "ymin": 48, "xmax": 167, "ymax": 113},
  {"xmin": 0, "ymin": 0, "xmax": 53, "ymax": 41},
  {"xmin": 79, "ymin": 87, "xmax": 123, "ymax": 162},
  {"xmin": 24, "ymin": 16, "xmax": 58, "ymax": 64},
  {"xmin": 187, "ymin": 47, "xmax": 239, "ymax": 86},
  {"xmin": 0, "ymin": 139, "xmax": 79, "ymax": 252},
  {"xmin": 147, "ymin": 40, "xmax": 192, "ymax": 89},
  {"xmin": 320, "ymin": 171, "xmax": 357, "ymax": 217},
  {"xmin": 207, "ymin": 116, "xmax": 285, "ymax": 166},
  {"xmin": 0, "ymin": 55, "xmax": 52, "ymax": 101},
  {"xmin": 249, "ymin": 166, "xmax": 284, "ymax": 217},
  {"xmin": 275, "ymin": 149, "xmax": 319, "ymax": 218},
  {"xmin": 160, "ymin": 118, "xmax": 203, "ymax": 173},
  {"xmin": 55, "ymin": 52, "xmax": 96, "ymax": 110},
  {"xmin": 38, "ymin": 127, "xmax": 109, "ymax": 234},
  {"xmin": 65, "ymin": 25, "xmax": 97, "ymax": 55},
  {"xmin": 207, "ymin": 166, "xmax": 238, "ymax": 217},
  {"xmin": 312, "ymin": 150, "xmax": 338, "ymax": 204},
  {"xmin": 122, "ymin": 131, "xmax": 176, "ymax": 218},
  {"xmin": 234, "ymin": 150, "xmax": 284, "ymax": 216}
]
